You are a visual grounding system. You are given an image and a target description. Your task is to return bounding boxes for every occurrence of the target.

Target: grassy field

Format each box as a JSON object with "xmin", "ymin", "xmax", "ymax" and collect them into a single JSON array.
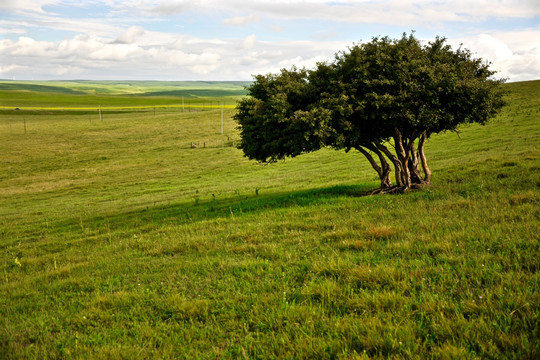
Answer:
[
  {"xmin": 0, "ymin": 80, "xmax": 248, "ymax": 109},
  {"xmin": 0, "ymin": 80, "xmax": 538, "ymax": 359}
]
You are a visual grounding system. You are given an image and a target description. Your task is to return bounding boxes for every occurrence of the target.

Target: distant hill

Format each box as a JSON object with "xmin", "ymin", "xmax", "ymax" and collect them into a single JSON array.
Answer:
[{"xmin": 0, "ymin": 80, "xmax": 251, "ymax": 97}]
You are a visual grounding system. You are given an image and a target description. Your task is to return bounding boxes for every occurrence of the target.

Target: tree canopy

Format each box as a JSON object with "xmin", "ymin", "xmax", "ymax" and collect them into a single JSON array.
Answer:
[{"xmin": 235, "ymin": 34, "xmax": 506, "ymax": 192}]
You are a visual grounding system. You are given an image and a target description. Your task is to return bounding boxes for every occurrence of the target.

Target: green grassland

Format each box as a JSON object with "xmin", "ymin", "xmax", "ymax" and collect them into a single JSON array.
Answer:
[
  {"xmin": 0, "ymin": 80, "xmax": 249, "ymax": 109},
  {"xmin": 0, "ymin": 80, "xmax": 538, "ymax": 359}
]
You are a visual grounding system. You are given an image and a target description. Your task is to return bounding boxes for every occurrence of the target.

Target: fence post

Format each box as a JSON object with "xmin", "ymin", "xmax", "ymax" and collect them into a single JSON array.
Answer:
[
  {"xmin": 99, "ymin": 105, "xmax": 102, "ymax": 121},
  {"xmin": 221, "ymin": 102, "xmax": 224, "ymax": 135}
]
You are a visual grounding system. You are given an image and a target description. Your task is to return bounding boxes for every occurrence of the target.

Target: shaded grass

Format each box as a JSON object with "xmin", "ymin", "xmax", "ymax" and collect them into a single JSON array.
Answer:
[{"xmin": 0, "ymin": 80, "xmax": 539, "ymax": 359}]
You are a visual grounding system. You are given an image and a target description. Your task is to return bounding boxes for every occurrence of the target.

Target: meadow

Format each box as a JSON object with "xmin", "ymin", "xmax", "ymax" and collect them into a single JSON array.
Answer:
[
  {"xmin": 0, "ymin": 80, "xmax": 538, "ymax": 359},
  {"xmin": 0, "ymin": 80, "xmax": 248, "ymax": 109}
]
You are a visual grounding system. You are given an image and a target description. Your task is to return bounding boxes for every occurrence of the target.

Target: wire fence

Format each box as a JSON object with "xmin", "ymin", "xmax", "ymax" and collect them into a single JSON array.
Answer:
[
  {"xmin": 0, "ymin": 103, "xmax": 236, "ymax": 112},
  {"xmin": 1, "ymin": 102, "xmax": 239, "ymax": 145}
]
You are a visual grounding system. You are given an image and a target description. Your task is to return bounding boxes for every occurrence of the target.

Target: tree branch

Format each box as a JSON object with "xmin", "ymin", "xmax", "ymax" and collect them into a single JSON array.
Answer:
[
  {"xmin": 376, "ymin": 142, "xmax": 406, "ymax": 187},
  {"xmin": 357, "ymin": 146, "xmax": 382, "ymax": 178},
  {"xmin": 365, "ymin": 143, "xmax": 393, "ymax": 188}
]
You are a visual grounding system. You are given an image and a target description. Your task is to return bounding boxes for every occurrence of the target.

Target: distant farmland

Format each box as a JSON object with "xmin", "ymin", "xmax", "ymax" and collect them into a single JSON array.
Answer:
[{"xmin": 0, "ymin": 80, "xmax": 249, "ymax": 109}]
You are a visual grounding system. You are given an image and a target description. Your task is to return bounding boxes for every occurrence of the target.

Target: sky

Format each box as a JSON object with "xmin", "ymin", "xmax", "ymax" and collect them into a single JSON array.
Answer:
[{"xmin": 1, "ymin": 0, "xmax": 539, "ymax": 81}]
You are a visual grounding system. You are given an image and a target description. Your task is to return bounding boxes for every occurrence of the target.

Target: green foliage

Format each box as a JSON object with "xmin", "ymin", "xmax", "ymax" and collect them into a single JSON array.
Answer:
[
  {"xmin": 0, "ymin": 80, "xmax": 538, "ymax": 359},
  {"xmin": 330, "ymin": 34, "xmax": 505, "ymax": 138},
  {"xmin": 235, "ymin": 34, "xmax": 506, "ymax": 190},
  {"xmin": 235, "ymin": 68, "xmax": 327, "ymax": 162}
]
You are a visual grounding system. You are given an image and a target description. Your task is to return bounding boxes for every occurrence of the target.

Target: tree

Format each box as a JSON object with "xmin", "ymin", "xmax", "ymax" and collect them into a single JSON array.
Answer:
[{"xmin": 235, "ymin": 34, "xmax": 506, "ymax": 192}]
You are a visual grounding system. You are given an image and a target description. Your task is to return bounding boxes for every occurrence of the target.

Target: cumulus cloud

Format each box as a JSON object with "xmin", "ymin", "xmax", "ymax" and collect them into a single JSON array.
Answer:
[
  {"xmin": 469, "ymin": 34, "xmax": 514, "ymax": 61},
  {"xmin": 448, "ymin": 29, "xmax": 540, "ymax": 81},
  {"xmin": 7, "ymin": 37, "xmax": 56, "ymax": 57},
  {"xmin": 114, "ymin": 26, "xmax": 145, "ymax": 44},
  {"xmin": 0, "ymin": 32, "xmax": 223, "ymax": 79}
]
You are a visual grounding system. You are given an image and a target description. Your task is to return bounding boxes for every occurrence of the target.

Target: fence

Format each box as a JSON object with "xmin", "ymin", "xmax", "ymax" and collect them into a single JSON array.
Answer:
[
  {"xmin": 188, "ymin": 136, "xmax": 239, "ymax": 149},
  {"xmin": 0, "ymin": 102, "xmax": 236, "ymax": 112},
  {"xmin": 1, "ymin": 101, "xmax": 238, "ymax": 140}
]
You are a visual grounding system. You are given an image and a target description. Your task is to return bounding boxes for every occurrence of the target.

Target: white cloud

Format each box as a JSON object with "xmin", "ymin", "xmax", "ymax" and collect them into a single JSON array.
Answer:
[
  {"xmin": 8, "ymin": 37, "xmax": 56, "ymax": 57},
  {"xmin": 215, "ymin": 0, "xmax": 540, "ymax": 25},
  {"xmin": 0, "ymin": 64, "xmax": 26, "ymax": 73},
  {"xmin": 103, "ymin": 0, "xmax": 193, "ymax": 16},
  {"xmin": 0, "ymin": 32, "xmax": 224, "ymax": 79},
  {"xmin": 146, "ymin": 46, "xmax": 221, "ymax": 74},
  {"xmin": 114, "ymin": 26, "xmax": 145, "ymax": 44},
  {"xmin": 469, "ymin": 34, "xmax": 514, "ymax": 61},
  {"xmin": 148, "ymin": 0, "xmax": 192, "ymax": 16},
  {"xmin": 0, "ymin": 27, "xmax": 26, "ymax": 34},
  {"xmin": 1, "ymin": 0, "xmax": 538, "ymax": 81},
  {"xmin": 242, "ymin": 34, "xmax": 258, "ymax": 50},
  {"xmin": 0, "ymin": 0, "xmax": 63, "ymax": 14},
  {"xmin": 15, "ymin": 12, "xmax": 122, "ymax": 38},
  {"xmin": 222, "ymin": 14, "xmax": 260, "ymax": 26},
  {"xmin": 447, "ymin": 28, "xmax": 540, "ymax": 82}
]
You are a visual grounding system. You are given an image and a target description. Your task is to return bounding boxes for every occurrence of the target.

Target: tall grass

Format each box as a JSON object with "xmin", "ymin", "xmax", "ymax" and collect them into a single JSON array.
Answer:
[{"xmin": 0, "ymin": 80, "xmax": 538, "ymax": 359}]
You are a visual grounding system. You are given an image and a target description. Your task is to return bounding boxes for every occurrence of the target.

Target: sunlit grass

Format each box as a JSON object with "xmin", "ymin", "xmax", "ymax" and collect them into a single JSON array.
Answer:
[{"xmin": 0, "ymin": 80, "xmax": 538, "ymax": 358}]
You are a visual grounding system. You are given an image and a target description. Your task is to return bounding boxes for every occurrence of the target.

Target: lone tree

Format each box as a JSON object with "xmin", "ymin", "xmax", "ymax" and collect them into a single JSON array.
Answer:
[{"xmin": 235, "ymin": 34, "xmax": 506, "ymax": 192}]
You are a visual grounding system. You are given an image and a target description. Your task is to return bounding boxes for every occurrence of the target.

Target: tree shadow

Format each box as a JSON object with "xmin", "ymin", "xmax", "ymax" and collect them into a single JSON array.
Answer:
[{"xmin": 92, "ymin": 183, "xmax": 377, "ymax": 233}]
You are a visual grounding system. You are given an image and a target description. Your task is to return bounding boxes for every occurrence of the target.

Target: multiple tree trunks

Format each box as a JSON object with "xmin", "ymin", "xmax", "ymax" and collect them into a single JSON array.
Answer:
[
  {"xmin": 359, "ymin": 130, "xmax": 431, "ymax": 193},
  {"xmin": 234, "ymin": 34, "xmax": 506, "ymax": 195}
]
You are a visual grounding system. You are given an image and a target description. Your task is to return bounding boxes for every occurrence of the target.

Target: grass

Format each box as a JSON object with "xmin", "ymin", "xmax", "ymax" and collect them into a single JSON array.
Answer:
[
  {"xmin": 0, "ymin": 80, "xmax": 248, "ymax": 109},
  {"xmin": 0, "ymin": 80, "xmax": 250, "ymax": 96},
  {"xmin": 0, "ymin": 80, "xmax": 538, "ymax": 359}
]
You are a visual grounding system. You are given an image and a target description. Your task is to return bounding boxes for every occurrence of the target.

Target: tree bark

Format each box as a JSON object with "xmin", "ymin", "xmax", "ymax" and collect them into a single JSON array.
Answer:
[
  {"xmin": 408, "ymin": 141, "xmax": 425, "ymax": 185},
  {"xmin": 356, "ymin": 130, "xmax": 432, "ymax": 194},
  {"xmin": 392, "ymin": 128, "xmax": 412, "ymax": 188},
  {"xmin": 376, "ymin": 143, "xmax": 407, "ymax": 188},
  {"xmin": 358, "ymin": 145, "xmax": 392, "ymax": 188},
  {"xmin": 370, "ymin": 145, "xmax": 393, "ymax": 188},
  {"xmin": 418, "ymin": 131, "xmax": 431, "ymax": 184},
  {"xmin": 358, "ymin": 131, "xmax": 431, "ymax": 194}
]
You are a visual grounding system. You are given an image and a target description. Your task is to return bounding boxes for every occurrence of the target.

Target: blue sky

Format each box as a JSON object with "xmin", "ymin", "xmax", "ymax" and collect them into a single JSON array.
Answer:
[{"xmin": 1, "ymin": 0, "xmax": 539, "ymax": 81}]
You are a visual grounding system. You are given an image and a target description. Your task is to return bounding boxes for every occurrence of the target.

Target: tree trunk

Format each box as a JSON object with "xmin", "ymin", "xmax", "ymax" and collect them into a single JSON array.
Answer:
[
  {"xmin": 418, "ymin": 131, "xmax": 431, "ymax": 185},
  {"xmin": 365, "ymin": 143, "xmax": 393, "ymax": 188},
  {"xmin": 359, "ymin": 132, "xmax": 431, "ymax": 194},
  {"xmin": 408, "ymin": 141, "xmax": 425, "ymax": 185},
  {"xmin": 376, "ymin": 143, "xmax": 408, "ymax": 189},
  {"xmin": 393, "ymin": 128, "xmax": 411, "ymax": 188},
  {"xmin": 357, "ymin": 131, "xmax": 432, "ymax": 194},
  {"xmin": 358, "ymin": 146, "xmax": 392, "ymax": 189},
  {"xmin": 377, "ymin": 150, "xmax": 393, "ymax": 188}
]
